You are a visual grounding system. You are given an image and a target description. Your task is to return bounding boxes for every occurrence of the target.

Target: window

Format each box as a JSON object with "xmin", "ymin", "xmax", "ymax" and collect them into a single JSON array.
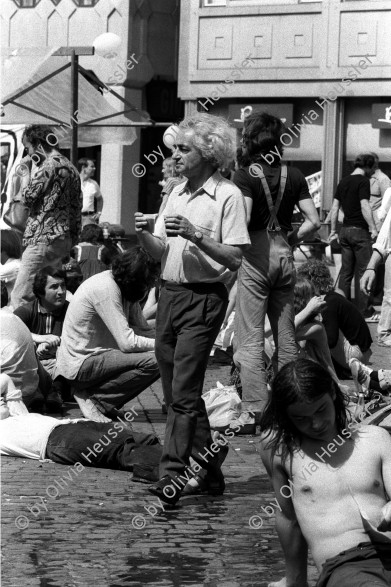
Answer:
[
  {"xmin": 13, "ymin": 0, "xmax": 41, "ymax": 7},
  {"xmin": 72, "ymin": 0, "xmax": 100, "ymax": 6}
]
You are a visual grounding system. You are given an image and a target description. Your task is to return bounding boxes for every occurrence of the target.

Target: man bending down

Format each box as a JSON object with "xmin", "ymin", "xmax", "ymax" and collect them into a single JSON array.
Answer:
[
  {"xmin": 55, "ymin": 247, "xmax": 160, "ymax": 421},
  {"xmin": 260, "ymin": 359, "xmax": 391, "ymax": 587}
]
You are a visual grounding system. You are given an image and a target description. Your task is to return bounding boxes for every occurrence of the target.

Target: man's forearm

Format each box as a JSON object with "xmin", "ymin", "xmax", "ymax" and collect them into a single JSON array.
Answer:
[
  {"xmin": 289, "ymin": 219, "xmax": 318, "ymax": 247},
  {"xmin": 194, "ymin": 235, "xmax": 244, "ymax": 271},
  {"xmin": 361, "ymin": 201, "xmax": 376, "ymax": 233},
  {"xmin": 366, "ymin": 249, "xmax": 382, "ymax": 271},
  {"xmin": 137, "ymin": 232, "xmax": 165, "ymax": 261},
  {"xmin": 330, "ymin": 207, "xmax": 338, "ymax": 233}
]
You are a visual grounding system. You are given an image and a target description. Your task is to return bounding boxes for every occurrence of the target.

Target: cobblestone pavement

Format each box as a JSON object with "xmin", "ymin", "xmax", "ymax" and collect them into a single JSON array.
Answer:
[{"xmin": 1, "ymin": 324, "xmax": 389, "ymax": 587}]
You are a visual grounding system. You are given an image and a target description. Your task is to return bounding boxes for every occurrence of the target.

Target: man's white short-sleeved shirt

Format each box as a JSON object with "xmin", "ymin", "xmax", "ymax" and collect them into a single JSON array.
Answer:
[{"xmin": 154, "ymin": 171, "xmax": 250, "ymax": 283}]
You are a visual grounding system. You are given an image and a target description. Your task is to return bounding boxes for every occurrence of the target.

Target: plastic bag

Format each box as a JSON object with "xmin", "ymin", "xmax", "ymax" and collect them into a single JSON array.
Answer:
[{"xmin": 203, "ymin": 381, "xmax": 241, "ymax": 428}]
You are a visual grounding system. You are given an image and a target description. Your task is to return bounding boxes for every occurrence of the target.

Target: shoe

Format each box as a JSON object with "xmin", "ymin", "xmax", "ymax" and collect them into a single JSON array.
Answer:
[
  {"xmin": 73, "ymin": 390, "xmax": 112, "ymax": 423},
  {"xmin": 182, "ymin": 470, "xmax": 226, "ymax": 497},
  {"xmin": 45, "ymin": 391, "xmax": 63, "ymax": 414},
  {"xmin": 349, "ymin": 358, "xmax": 372, "ymax": 396},
  {"xmin": 148, "ymin": 475, "xmax": 182, "ymax": 506},
  {"xmin": 378, "ymin": 338, "xmax": 391, "ymax": 347},
  {"xmin": 229, "ymin": 411, "xmax": 256, "ymax": 435}
]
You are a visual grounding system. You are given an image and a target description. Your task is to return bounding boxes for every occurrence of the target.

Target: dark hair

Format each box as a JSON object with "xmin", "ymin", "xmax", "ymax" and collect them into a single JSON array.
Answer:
[
  {"xmin": 293, "ymin": 276, "xmax": 315, "ymax": 315},
  {"xmin": 242, "ymin": 112, "xmax": 285, "ymax": 164},
  {"xmin": 22, "ymin": 125, "xmax": 57, "ymax": 154},
  {"xmin": 32, "ymin": 266, "xmax": 66, "ymax": 301},
  {"xmin": 80, "ymin": 224, "xmax": 103, "ymax": 244},
  {"xmin": 354, "ymin": 154, "xmax": 376, "ymax": 171},
  {"xmin": 260, "ymin": 359, "xmax": 348, "ymax": 458},
  {"xmin": 111, "ymin": 246, "xmax": 160, "ymax": 303},
  {"xmin": 297, "ymin": 259, "xmax": 334, "ymax": 295},
  {"xmin": 1, "ymin": 229, "xmax": 22, "ymax": 259},
  {"xmin": 1, "ymin": 281, "xmax": 8, "ymax": 308},
  {"xmin": 78, "ymin": 158, "xmax": 94, "ymax": 172},
  {"xmin": 236, "ymin": 147, "xmax": 251, "ymax": 169}
]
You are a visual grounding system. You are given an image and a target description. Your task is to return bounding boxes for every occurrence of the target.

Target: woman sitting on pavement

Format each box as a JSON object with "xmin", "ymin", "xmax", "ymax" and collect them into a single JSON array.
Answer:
[{"xmin": 297, "ymin": 259, "xmax": 372, "ymax": 378}]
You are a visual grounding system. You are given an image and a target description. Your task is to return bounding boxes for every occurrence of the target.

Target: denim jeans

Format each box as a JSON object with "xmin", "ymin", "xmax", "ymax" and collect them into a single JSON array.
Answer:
[
  {"xmin": 73, "ymin": 349, "xmax": 160, "ymax": 410},
  {"xmin": 338, "ymin": 226, "xmax": 372, "ymax": 314},
  {"xmin": 11, "ymin": 236, "xmax": 71, "ymax": 309},
  {"xmin": 234, "ymin": 230, "xmax": 297, "ymax": 413},
  {"xmin": 378, "ymin": 254, "xmax": 391, "ymax": 344},
  {"xmin": 155, "ymin": 281, "xmax": 228, "ymax": 480},
  {"xmin": 45, "ymin": 421, "xmax": 161, "ymax": 472}
]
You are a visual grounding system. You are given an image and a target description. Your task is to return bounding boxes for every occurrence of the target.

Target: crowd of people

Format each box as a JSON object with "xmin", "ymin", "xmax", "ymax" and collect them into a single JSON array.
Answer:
[{"xmin": 1, "ymin": 114, "xmax": 391, "ymax": 586}]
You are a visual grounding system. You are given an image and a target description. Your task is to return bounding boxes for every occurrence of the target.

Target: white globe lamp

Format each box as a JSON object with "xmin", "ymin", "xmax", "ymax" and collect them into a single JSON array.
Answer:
[
  {"xmin": 93, "ymin": 33, "xmax": 122, "ymax": 59},
  {"xmin": 163, "ymin": 125, "xmax": 180, "ymax": 151}
]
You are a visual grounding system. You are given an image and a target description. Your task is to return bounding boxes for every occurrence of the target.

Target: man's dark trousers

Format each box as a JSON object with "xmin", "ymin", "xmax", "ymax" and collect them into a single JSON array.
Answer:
[
  {"xmin": 155, "ymin": 281, "xmax": 228, "ymax": 480},
  {"xmin": 338, "ymin": 226, "xmax": 372, "ymax": 314}
]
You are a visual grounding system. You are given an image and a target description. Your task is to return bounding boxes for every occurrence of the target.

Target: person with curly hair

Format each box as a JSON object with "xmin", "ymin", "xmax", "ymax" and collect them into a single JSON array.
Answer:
[
  {"xmin": 297, "ymin": 259, "xmax": 372, "ymax": 378},
  {"xmin": 135, "ymin": 112, "xmax": 250, "ymax": 505},
  {"xmin": 54, "ymin": 247, "xmax": 160, "ymax": 421},
  {"xmin": 11, "ymin": 125, "xmax": 81, "ymax": 309}
]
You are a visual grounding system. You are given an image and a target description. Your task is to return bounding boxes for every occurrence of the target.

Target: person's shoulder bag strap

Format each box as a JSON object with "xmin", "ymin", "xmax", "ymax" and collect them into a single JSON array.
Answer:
[{"xmin": 255, "ymin": 164, "xmax": 288, "ymax": 231}]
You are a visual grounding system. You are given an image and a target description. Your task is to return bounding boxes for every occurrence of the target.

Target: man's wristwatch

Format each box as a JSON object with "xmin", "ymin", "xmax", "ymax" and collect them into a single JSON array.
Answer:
[{"xmin": 192, "ymin": 230, "xmax": 203, "ymax": 244}]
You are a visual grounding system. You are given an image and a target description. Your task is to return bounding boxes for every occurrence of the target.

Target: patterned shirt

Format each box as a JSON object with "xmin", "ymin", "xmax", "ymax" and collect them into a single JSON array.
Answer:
[{"xmin": 23, "ymin": 153, "xmax": 81, "ymax": 246}]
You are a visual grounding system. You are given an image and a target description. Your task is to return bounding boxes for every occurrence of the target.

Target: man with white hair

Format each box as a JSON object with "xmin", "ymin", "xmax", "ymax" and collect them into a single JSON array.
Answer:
[{"xmin": 135, "ymin": 113, "xmax": 250, "ymax": 505}]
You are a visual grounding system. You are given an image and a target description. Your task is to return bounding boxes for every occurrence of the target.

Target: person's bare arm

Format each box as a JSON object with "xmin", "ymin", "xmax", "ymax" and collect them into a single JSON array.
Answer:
[
  {"xmin": 135, "ymin": 212, "xmax": 166, "ymax": 261},
  {"xmin": 328, "ymin": 199, "xmax": 340, "ymax": 242},
  {"xmin": 163, "ymin": 214, "xmax": 246, "ymax": 271},
  {"xmin": 360, "ymin": 250, "xmax": 383, "ymax": 295},
  {"xmin": 377, "ymin": 428, "xmax": 391, "ymax": 532},
  {"xmin": 288, "ymin": 199, "xmax": 320, "ymax": 247},
  {"xmin": 261, "ymin": 437, "xmax": 308, "ymax": 587},
  {"xmin": 31, "ymin": 333, "xmax": 61, "ymax": 347},
  {"xmin": 294, "ymin": 297, "xmax": 326, "ymax": 331},
  {"xmin": 360, "ymin": 199, "xmax": 377, "ymax": 239},
  {"xmin": 243, "ymin": 196, "xmax": 253, "ymax": 225}
]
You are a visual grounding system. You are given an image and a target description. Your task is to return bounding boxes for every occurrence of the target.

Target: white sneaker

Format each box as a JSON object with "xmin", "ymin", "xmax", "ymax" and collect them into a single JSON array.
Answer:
[
  {"xmin": 73, "ymin": 390, "xmax": 112, "ymax": 423},
  {"xmin": 229, "ymin": 411, "xmax": 256, "ymax": 434},
  {"xmin": 349, "ymin": 358, "xmax": 372, "ymax": 396}
]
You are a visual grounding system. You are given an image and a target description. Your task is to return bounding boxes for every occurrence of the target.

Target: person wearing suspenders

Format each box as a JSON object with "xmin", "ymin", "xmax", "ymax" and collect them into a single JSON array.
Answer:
[{"xmin": 233, "ymin": 112, "xmax": 321, "ymax": 426}]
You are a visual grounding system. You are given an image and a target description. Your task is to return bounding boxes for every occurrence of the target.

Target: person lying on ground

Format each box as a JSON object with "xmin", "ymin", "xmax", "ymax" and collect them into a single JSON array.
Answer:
[
  {"xmin": 260, "ymin": 358, "xmax": 391, "ymax": 587},
  {"xmin": 297, "ymin": 259, "xmax": 372, "ymax": 377},
  {"xmin": 0, "ymin": 373, "xmax": 161, "ymax": 481}
]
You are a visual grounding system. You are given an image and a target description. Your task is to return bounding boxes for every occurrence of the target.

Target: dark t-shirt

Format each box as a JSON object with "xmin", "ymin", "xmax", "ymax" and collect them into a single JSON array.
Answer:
[
  {"xmin": 322, "ymin": 292, "xmax": 372, "ymax": 352},
  {"xmin": 14, "ymin": 299, "xmax": 69, "ymax": 338},
  {"xmin": 334, "ymin": 174, "xmax": 370, "ymax": 229},
  {"xmin": 233, "ymin": 164, "xmax": 311, "ymax": 232}
]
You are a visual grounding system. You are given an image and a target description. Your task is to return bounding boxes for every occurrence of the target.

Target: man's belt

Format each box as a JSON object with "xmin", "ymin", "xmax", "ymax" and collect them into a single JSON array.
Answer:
[{"xmin": 82, "ymin": 211, "xmax": 95, "ymax": 216}]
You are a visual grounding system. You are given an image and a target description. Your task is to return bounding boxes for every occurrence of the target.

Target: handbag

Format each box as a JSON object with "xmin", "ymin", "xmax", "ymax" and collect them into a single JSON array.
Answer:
[{"xmin": 2, "ymin": 170, "xmax": 30, "ymax": 233}]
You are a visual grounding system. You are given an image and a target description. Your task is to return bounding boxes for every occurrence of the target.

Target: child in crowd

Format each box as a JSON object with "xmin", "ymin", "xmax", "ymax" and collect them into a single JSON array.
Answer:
[
  {"xmin": 72, "ymin": 224, "xmax": 112, "ymax": 282},
  {"xmin": 260, "ymin": 359, "xmax": 391, "ymax": 587}
]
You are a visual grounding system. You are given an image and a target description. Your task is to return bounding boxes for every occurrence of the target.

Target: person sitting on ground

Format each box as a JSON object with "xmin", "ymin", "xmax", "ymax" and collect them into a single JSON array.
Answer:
[
  {"xmin": 13, "ymin": 266, "xmax": 69, "ymax": 411},
  {"xmin": 297, "ymin": 259, "xmax": 372, "ymax": 377},
  {"xmin": 0, "ymin": 373, "xmax": 162, "ymax": 481},
  {"xmin": 349, "ymin": 358, "xmax": 391, "ymax": 399},
  {"xmin": 0, "ymin": 229, "xmax": 22, "ymax": 309},
  {"xmin": 54, "ymin": 247, "xmax": 161, "ymax": 422},
  {"xmin": 0, "ymin": 282, "xmax": 52, "ymax": 413},
  {"xmin": 71, "ymin": 224, "xmax": 112, "ymax": 282},
  {"xmin": 260, "ymin": 358, "xmax": 391, "ymax": 587}
]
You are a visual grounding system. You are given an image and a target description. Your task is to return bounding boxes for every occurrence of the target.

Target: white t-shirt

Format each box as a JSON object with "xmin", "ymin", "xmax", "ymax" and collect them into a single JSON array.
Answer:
[
  {"xmin": 81, "ymin": 179, "xmax": 102, "ymax": 213},
  {"xmin": 0, "ymin": 414, "xmax": 78, "ymax": 460}
]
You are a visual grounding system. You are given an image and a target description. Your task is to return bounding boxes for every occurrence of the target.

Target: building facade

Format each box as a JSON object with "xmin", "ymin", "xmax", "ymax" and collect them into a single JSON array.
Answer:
[
  {"xmin": 178, "ymin": 0, "xmax": 391, "ymax": 213},
  {"xmin": 1, "ymin": 0, "xmax": 181, "ymax": 233}
]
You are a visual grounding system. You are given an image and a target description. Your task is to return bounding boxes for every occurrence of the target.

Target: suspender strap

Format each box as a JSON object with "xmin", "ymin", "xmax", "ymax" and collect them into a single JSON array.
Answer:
[{"xmin": 255, "ymin": 164, "xmax": 287, "ymax": 231}]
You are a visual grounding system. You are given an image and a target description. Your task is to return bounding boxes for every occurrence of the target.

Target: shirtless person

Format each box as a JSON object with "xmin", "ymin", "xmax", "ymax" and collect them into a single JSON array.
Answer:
[{"xmin": 260, "ymin": 358, "xmax": 391, "ymax": 587}]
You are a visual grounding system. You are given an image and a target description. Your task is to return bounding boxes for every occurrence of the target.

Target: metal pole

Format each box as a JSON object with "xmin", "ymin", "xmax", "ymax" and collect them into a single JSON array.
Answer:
[{"xmin": 70, "ymin": 50, "xmax": 78, "ymax": 166}]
